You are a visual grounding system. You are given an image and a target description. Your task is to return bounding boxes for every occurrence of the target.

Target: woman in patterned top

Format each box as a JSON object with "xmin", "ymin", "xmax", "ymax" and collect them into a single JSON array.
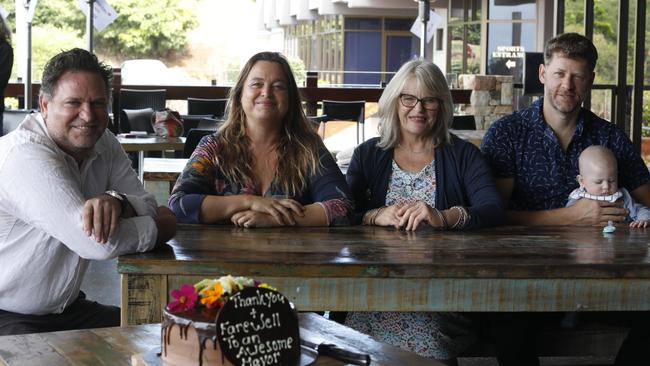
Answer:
[
  {"xmin": 344, "ymin": 59, "xmax": 503, "ymax": 363},
  {"xmin": 169, "ymin": 52, "xmax": 352, "ymax": 227}
]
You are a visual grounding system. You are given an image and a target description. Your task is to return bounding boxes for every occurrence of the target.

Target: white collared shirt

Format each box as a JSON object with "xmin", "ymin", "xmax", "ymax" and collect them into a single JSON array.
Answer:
[{"xmin": 0, "ymin": 113, "xmax": 158, "ymax": 315}]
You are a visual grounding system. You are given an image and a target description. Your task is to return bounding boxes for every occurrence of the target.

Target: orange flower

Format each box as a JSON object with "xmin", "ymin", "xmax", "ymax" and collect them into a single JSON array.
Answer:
[{"xmin": 199, "ymin": 282, "xmax": 225, "ymax": 309}]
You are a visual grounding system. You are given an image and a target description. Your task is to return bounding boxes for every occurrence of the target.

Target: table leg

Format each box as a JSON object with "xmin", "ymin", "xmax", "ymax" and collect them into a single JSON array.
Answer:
[{"xmin": 121, "ymin": 273, "xmax": 166, "ymax": 326}]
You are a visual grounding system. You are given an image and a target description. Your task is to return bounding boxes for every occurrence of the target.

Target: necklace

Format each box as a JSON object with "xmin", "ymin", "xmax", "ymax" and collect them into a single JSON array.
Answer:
[{"xmin": 397, "ymin": 144, "xmax": 433, "ymax": 154}]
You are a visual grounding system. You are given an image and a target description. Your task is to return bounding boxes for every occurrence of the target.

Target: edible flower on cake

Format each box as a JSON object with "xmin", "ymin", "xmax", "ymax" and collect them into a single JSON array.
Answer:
[{"xmin": 167, "ymin": 275, "xmax": 275, "ymax": 313}]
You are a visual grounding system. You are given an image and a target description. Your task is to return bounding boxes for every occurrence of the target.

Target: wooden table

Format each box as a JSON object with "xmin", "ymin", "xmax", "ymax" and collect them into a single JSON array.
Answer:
[
  {"xmin": 117, "ymin": 136, "xmax": 185, "ymax": 181},
  {"xmin": 0, "ymin": 313, "xmax": 436, "ymax": 366},
  {"xmin": 142, "ymin": 157, "xmax": 188, "ymax": 192},
  {"xmin": 118, "ymin": 225, "xmax": 650, "ymax": 326}
]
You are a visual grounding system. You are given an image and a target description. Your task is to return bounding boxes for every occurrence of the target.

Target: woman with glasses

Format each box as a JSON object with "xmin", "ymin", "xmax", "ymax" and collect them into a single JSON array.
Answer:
[{"xmin": 344, "ymin": 59, "xmax": 503, "ymax": 363}]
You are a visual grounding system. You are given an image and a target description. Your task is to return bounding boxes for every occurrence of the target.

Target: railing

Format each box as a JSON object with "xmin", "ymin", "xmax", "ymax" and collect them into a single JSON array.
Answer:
[{"xmin": 5, "ymin": 70, "xmax": 472, "ymax": 133}]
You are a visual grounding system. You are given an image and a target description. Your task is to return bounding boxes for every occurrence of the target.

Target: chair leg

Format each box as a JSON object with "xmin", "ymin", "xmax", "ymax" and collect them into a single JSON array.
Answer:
[{"xmin": 356, "ymin": 122, "xmax": 359, "ymax": 145}]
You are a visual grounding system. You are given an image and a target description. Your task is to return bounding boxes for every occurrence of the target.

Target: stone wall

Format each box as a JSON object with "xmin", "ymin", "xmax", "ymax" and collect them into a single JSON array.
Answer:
[{"xmin": 458, "ymin": 75, "xmax": 514, "ymax": 129}]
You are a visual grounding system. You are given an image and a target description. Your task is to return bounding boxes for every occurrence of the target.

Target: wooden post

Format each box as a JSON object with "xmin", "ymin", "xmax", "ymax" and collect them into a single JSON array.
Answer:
[
  {"xmin": 305, "ymin": 71, "xmax": 318, "ymax": 116},
  {"xmin": 111, "ymin": 68, "xmax": 121, "ymax": 134}
]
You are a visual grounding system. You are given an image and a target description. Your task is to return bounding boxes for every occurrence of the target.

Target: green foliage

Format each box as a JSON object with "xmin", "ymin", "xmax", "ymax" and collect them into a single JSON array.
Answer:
[
  {"xmin": 31, "ymin": 25, "xmax": 84, "ymax": 81},
  {"xmin": 96, "ymin": 0, "xmax": 198, "ymax": 60},
  {"xmin": 288, "ymin": 57, "xmax": 306, "ymax": 86},
  {"xmin": 641, "ymin": 90, "xmax": 650, "ymax": 137},
  {"xmin": 222, "ymin": 57, "xmax": 307, "ymax": 87},
  {"xmin": 0, "ymin": 0, "xmax": 198, "ymax": 64},
  {"xmin": 224, "ymin": 60, "xmax": 242, "ymax": 84}
]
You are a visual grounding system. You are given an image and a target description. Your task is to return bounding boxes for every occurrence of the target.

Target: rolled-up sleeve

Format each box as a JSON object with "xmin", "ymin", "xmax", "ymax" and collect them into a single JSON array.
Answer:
[
  {"xmin": 0, "ymin": 142, "xmax": 157, "ymax": 260},
  {"xmin": 308, "ymin": 147, "xmax": 353, "ymax": 226}
]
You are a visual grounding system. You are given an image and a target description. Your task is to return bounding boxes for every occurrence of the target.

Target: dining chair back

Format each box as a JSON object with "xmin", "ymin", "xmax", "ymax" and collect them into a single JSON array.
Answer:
[
  {"xmin": 119, "ymin": 89, "xmax": 166, "ymax": 133},
  {"xmin": 180, "ymin": 115, "xmax": 212, "ymax": 137},
  {"xmin": 451, "ymin": 115, "xmax": 477, "ymax": 130},
  {"xmin": 321, "ymin": 100, "xmax": 365, "ymax": 145},
  {"xmin": 183, "ymin": 129, "xmax": 216, "ymax": 158},
  {"xmin": 197, "ymin": 117, "xmax": 223, "ymax": 131},
  {"xmin": 187, "ymin": 98, "xmax": 227, "ymax": 119},
  {"xmin": 2, "ymin": 109, "xmax": 33, "ymax": 136},
  {"xmin": 120, "ymin": 108, "xmax": 155, "ymax": 133}
]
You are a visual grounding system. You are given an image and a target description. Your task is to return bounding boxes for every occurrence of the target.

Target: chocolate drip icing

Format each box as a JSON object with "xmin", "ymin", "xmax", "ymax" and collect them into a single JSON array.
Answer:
[{"xmin": 161, "ymin": 307, "xmax": 223, "ymax": 366}]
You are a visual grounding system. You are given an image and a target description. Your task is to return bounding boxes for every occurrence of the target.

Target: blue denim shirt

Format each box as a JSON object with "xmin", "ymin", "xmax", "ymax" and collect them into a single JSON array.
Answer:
[{"xmin": 481, "ymin": 98, "xmax": 650, "ymax": 211}]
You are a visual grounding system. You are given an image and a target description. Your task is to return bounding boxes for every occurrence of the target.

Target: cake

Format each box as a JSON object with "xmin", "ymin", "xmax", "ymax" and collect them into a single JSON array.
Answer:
[
  {"xmin": 160, "ymin": 276, "xmax": 299, "ymax": 366},
  {"xmin": 162, "ymin": 307, "xmax": 233, "ymax": 366}
]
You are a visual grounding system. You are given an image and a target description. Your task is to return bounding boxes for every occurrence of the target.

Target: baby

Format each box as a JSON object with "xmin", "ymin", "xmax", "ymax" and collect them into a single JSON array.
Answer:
[{"xmin": 566, "ymin": 145, "xmax": 650, "ymax": 228}]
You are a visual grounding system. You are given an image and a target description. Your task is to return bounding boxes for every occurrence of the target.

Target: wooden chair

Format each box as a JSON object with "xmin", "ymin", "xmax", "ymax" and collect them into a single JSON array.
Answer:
[
  {"xmin": 187, "ymin": 97, "xmax": 227, "ymax": 119},
  {"xmin": 321, "ymin": 100, "xmax": 365, "ymax": 145}
]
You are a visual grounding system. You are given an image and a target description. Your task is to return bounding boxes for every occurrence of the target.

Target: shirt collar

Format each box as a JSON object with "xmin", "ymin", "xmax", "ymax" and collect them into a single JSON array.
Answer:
[{"xmin": 534, "ymin": 97, "xmax": 587, "ymax": 141}]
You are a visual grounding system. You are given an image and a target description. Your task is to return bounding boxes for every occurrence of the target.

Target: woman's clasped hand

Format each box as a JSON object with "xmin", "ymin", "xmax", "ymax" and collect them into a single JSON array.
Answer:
[{"xmin": 230, "ymin": 196, "xmax": 305, "ymax": 227}]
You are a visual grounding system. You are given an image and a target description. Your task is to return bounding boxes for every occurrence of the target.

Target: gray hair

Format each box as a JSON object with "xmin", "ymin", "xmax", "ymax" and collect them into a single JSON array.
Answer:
[{"xmin": 377, "ymin": 59, "xmax": 453, "ymax": 149}]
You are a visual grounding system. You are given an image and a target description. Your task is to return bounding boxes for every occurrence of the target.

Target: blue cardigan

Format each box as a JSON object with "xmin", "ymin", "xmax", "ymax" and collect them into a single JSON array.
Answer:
[{"xmin": 346, "ymin": 135, "xmax": 504, "ymax": 228}]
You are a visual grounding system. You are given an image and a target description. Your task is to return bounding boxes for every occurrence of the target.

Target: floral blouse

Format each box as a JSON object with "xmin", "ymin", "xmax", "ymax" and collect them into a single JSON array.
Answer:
[
  {"xmin": 168, "ymin": 134, "xmax": 353, "ymax": 225},
  {"xmin": 385, "ymin": 160, "xmax": 437, "ymax": 207}
]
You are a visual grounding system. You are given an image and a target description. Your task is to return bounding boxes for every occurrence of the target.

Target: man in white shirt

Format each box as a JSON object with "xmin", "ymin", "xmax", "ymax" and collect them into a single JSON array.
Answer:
[{"xmin": 0, "ymin": 48, "xmax": 176, "ymax": 334}]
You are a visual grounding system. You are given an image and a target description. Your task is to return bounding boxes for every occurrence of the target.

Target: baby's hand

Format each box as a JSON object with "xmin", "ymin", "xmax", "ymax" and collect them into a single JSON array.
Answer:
[{"xmin": 629, "ymin": 220, "xmax": 650, "ymax": 228}]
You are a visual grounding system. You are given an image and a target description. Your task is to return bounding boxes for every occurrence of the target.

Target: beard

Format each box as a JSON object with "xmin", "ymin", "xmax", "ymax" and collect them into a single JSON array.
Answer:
[{"xmin": 546, "ymin": 89, "xmax": 583, "ymax": 115}]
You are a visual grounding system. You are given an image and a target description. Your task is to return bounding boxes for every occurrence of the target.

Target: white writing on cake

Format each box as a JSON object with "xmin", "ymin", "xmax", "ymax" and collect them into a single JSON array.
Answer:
[
  {"xmin": 235, "ymin": 337, "xmax": 294, "ymax": 358},
  {"xmin": 232, "ymin": 290, "xmax": 286, "ymax": 309},
  {"xmin": 219, "ymin": 312, "xmax": 281, "ymax": 336},
  {"xmin": 219, "ymin": 288, "xmax": 296, "ymax": 365}
]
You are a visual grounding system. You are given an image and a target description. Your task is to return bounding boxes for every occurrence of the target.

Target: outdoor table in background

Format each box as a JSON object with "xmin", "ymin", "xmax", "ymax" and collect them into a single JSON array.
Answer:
[
  {"xmin": 0, "ymin": 313, "xmax": 436, "ymax": 366},
  {"xmin": 142, "ymin": 157, "xmax": 188, "ymax": 195},
  {"xmin": 117, "ymin": 135, "xmax": 185, "ymax": 181},
  {"xmin": 451, "ymin": 129, "xmax": 486, "ymax": 147},
  {"xmin": 119, "ymin": 225, "xmax": 650, "ymax": 326}
]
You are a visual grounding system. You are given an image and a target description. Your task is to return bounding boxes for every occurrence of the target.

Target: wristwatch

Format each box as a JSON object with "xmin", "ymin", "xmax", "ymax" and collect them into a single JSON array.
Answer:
[{"xmin": 105, "ymin": 190, "xmax": 128, "ymax": 213}]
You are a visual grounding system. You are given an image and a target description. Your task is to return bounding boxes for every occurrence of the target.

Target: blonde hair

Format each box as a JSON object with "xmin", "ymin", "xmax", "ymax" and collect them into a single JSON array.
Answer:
[
  {"xmin": 213, "ymin": 52, "xmax": 322, "ymax": 196},
  {"xmin": 377, "ymin": 59, "xmax": 453, "ymax": 149}
]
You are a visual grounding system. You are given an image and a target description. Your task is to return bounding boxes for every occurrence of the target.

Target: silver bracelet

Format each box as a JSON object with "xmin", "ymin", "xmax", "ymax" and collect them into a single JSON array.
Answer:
[{"xmin": 450, "ymin": 206, "xmax": 469, "ymax": 229}]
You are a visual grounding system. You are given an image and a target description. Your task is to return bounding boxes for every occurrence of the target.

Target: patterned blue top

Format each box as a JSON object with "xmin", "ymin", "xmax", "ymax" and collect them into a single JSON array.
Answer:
[{"xmin": 481, "ymin": 98, "xmax": 650, "ymax": 211}]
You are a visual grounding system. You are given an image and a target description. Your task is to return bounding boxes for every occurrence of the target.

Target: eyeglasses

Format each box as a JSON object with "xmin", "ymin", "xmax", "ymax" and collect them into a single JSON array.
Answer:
[{"xmin": 398, "ymin": 94, "xmax": 440, "ymax": 111}]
